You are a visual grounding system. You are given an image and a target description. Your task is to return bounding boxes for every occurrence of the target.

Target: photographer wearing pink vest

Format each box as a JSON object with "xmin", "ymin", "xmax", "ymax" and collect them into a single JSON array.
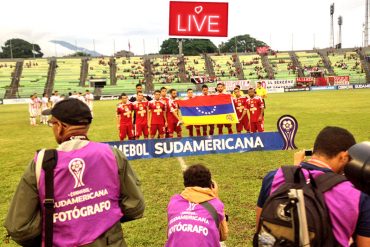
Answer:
[
  {"xmin": 4, "ymin": 98, "xmax": 145, "ymax": 247},
  {"xmin": 165, "ymin": 164, "xmax": 228, "ymax": 247}
]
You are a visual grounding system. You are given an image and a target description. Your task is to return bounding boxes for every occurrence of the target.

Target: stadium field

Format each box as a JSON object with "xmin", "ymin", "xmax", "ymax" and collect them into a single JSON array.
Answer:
[{"xmin": 1, "ymin": 89, "xmax": 370, "ymax": 246}]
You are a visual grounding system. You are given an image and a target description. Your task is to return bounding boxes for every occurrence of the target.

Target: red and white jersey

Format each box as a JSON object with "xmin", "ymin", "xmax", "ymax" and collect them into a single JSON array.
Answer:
[
  {"xmin": 167, "ymin": 98, "xmax": 180, "ymax": 123},
  {"xmin": 246, "ymin": 96, "xmax": 264, "ymax": 122},
  {"xmin": 28, "ymin": 98, "xmax": 38, "ymax": 116},
  {"xmin": 148, "ymin": 99, "xmax": 166, "ymax": 125},
  {"xmin": 233, "ymin": 97, "xmax": 248, "ymax": 118},
  {"xmin": 117, "ymin": 102, "xmax": 134, "ymax": 125},
  {"xmin": 41, "ymin": 97, "xmax": 49, "ymax": 111},
  {"xmin": 133, "ymin": 101, "xmax": 149, "ymax": 125}
]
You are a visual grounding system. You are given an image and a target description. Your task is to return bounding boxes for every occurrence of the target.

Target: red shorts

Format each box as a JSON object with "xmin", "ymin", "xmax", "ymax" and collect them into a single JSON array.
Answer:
[
  {"xmin": 168, "ymin": 121, "xmax": 182, "ymax": 137},
  {"xmin": 135, "ymin": 123, "xmax": 149, "ymax": 138},
  {"xmin": 250, "ymin": 121, "xmax": 264, "ymax": 133},
  {"xmin": 150, "ymin": 124, "xmax": 165, "ymax": 136},
  {"xmin": 119, "ymin": 124, "xmax": 134, "ymax": 140},
  {"xmin": 236, "ymin": 117, "xmax": 250, "ymax": 133}
]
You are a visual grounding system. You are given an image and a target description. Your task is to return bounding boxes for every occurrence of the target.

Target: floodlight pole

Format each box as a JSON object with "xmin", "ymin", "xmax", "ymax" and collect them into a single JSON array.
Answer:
[
  {"xmin": 338, "ymin": 16, "xmax": 343, "ymax": 48},
  {"xmin": 10, "ymin": 39, "xmax": 13, "ymax": 59},
  {"xmin": 178, "ymin": 39, "xmax": 183, "ymax": 55},
  {"xmin": 330, "ymin": 3, "xmax": 335, "ymax": 48},
  {"xmin": 32, "ymin": 43, "xmax": 36, "ymax": 59},
  {"xmin": 365, "ymin": 0, "xmax": 369, "ymax": 47}
]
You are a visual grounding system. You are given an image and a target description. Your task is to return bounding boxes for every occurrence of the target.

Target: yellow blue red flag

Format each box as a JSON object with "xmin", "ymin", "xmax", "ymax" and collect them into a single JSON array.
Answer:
[{"xmin": 178, "ymin": 95, "xmax": 239, "ymax": 125}]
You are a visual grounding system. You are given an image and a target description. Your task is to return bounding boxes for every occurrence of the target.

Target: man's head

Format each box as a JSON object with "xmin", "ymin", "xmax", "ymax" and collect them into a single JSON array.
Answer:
[
  {"xmin": 187, "ymin": 88, "xmax": 193, "ymax": 98},
  {"xmin": 257, "ymin": 82, "xmax": 262, "ymax": 88},
  {"xmin": 183, "ymin": 164, "xmax": 212, "ymax": 188},
  {"xmin": 43, "ymin": 93, "xmax": 47, "ymax": 98},
  {"xmin": 234, "ymin": 87, "xmax": 241, "ymax": 98},
  {"xmin": 169, "ymin": 89, "xmax": 177, "ymax": 99},
  {"xmin": 216, "ymin": 83, "xmax": 224, "ymax": 93},
  {"xmin": 160, "ymin": 87, "xmax": 167, "ymax": 98},
  {"xmin": 86, "ymin": 90, "xmax": 90, "ymax": 94},
  {"xmin": 136, "ymin": 83, "xmax": 143, "ymax": 93},
  {"xmin": 42, "ymin": 98, "xmax": 92, "ymax": 144},
  {"xmin": 248, "ymin": 88, "xmax": 256, "ymax": 98},
  {"xmin": 137, "ymin": 92, "xmax": 144, "ymax": 102},
  {"xmin": 121, "ymin": 93, "xmax": 128, "ymax": 104},
  {"xmin": 154, "ymin": 90, "xmax": 161, "ymax": 100},
  {"xmin": 313, "ymin": 126, "xmax": 356, "ymax": 173},
  {"xmin": 202, "ymin": 84, "xmax": 209, "ymax": 95},
  {"xmin": 54, "ymin": 91, "xmax": 59, "ymax": 95}
]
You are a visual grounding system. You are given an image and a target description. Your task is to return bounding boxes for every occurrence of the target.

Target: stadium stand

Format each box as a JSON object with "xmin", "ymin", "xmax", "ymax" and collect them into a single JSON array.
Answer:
[
  {"xmin": 239, "ymin": 55, "xmax": 267, "ymax": 80},
  {"xmin": 53, "ymin": 58, "xmax": 91, "ymax": 95},
  {"xmin": 151, "ymin": 55, "xmax": 180, "ymax": 84},
  {"xmin": 268, "ymin": 52, "xmax": 297, "ymax": 80},
  {"xmin": 0, "ymin": 62, "xmax": 16, "ymax": 98},
  {"xmin": 17, "ymin": 59, "xmax": 48, "ymax": 97},
  {"xmin": 211, "ymin": 55, "xmax": 239, "ymax": 81},
  {"xmin": 328, "ymin": 51, "xmax": 366, "ymax": 83},
  {"xmin": 184, "ymin": 55, "xmax": 207, "ymax": 79},
  {"xmin": 295, "ymin": 52, "xmax": 327, "ymax": 76}
]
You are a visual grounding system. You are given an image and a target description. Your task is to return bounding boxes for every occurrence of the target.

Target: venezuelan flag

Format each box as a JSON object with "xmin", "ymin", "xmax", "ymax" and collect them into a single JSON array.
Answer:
[{"xmin": 178, "ymin": 95, "xmax": 239, "ymax": 125}]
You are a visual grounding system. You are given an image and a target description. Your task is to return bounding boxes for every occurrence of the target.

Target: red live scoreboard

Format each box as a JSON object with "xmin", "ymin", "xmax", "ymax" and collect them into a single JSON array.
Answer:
[{"xmin": 169, "ymin": 1, "xmax": 229, "ymax": 37}]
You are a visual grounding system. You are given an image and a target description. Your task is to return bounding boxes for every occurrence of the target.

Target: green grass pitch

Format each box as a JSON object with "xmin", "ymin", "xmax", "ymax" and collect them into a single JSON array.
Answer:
[{"xmin": 1, "ymin": 89, "xmax": 370, "ymax": 246}]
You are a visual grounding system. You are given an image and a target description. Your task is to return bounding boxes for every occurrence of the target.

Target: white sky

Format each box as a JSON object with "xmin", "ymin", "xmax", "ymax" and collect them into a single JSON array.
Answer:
[{"xmin": 0, "ymin": 0, "xmax": 367, "ymax": 56}]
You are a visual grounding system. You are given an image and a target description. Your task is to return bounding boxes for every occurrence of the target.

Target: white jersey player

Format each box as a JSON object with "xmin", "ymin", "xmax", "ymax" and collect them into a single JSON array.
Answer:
[
  {"xmin": 50, "ymin": 91, "xmax": 61, "ymax": 107},
  {"xmin": 40, "ymin": 93, "xmax": 49, "ymax": 125},
  {"xmin": 28, "ymin": 95, "xmax": 38, "ymax": 126},
  {"xmin": 84, "ymin": 90, "xmax": 94, "ymax": 115}
]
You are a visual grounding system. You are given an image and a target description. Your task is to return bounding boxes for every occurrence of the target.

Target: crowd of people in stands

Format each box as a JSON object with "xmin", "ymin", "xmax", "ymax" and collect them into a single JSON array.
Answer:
[{"xmin": 0, "ymin": 63, "xmax": 13, "ymax": 69}]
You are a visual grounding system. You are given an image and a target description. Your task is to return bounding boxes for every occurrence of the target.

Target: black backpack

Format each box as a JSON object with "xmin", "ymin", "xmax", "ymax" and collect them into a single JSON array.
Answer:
[{"xmin": 254, "ymin": 166, "xmax": 347, "ymax": 247}]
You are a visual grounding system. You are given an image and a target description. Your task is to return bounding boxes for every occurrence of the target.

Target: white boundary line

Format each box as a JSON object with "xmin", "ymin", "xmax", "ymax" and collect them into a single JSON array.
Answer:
[{"xmin": 177, "ymin": 157, "xmax": 187, "ymax": 171}]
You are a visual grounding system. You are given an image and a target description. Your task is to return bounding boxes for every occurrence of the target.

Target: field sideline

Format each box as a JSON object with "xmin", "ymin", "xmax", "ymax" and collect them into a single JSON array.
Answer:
[{"xmin": 1, "ymin": 89, "xmax": 370, "ymax": 246}]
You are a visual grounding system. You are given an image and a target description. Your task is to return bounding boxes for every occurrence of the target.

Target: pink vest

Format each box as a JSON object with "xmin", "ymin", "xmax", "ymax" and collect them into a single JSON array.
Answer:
[
  {"xmin": 37, "ymin": 142, "xmax": 123, "ymax": 247},
  {"xmin": 165, "ymin": 194, "xmax": 224, "ymax": 247}
]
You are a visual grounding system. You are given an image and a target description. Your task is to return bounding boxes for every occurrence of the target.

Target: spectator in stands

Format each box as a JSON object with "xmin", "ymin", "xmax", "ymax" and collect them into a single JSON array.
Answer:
[{"xmin": 165, "ymin": 164, "xmax": 228, "ymax": 247}]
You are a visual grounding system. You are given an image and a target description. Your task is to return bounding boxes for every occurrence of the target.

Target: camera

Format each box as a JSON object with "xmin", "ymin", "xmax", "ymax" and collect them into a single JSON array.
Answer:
[{"xmin": 344, "ymin": 142, "xmax": 370, "ymax": 195}]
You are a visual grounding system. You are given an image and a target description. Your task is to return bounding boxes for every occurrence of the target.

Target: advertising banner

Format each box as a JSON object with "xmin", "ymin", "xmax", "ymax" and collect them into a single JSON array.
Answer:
[{"xmin": 105, "ymin": 115, "xmax": 298, "ymax": 160}]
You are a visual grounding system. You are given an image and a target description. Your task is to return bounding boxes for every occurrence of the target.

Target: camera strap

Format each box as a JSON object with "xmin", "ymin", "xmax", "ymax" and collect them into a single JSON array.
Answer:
[
  {"xmin": 200, "ymin": 201, "xmax": 220, "ymax": 229},
  {"xmin": 41, "ymin": 149, "xmax": 58, "ymax": 247}
]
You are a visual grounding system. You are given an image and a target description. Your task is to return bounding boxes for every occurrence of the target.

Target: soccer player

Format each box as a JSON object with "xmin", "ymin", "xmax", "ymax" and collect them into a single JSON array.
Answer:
[
  {"xmin": 85, "ymin": 90, "xmax": 94, "ymax": 114},
  {"xmin": 160, "ymin": 87, "xmax": 170, "ymax": 138},
  {"xmin": 233, "ymin": 88, "xmax": 250, "ymax": 133},
  {"xmin": 129, "ymin": 83, "xmax": 152, "ymax": 102},
  {"xmin": 132, "ymin": 92, "xmax": 149, "ymax": 139},
  {"xmin": 40, "ymin": 93, "xmax": 49, "ymax": 125},
  {"xmin": 116, "ymin": 93, "xmax": 134, "ymax": 141},
  {"xmin": 199, "ymin": 84, "xmax": 213, "ymax": 136},
  {"xmin": 215, "ymin": 83, "xmax": 233, "ymax": 135},
  {"xmin": 148, "ymin": 90, "xmax": 167, "ymax": 139},
  {"xmin": 50, "ymin": 91, "xmax": 61, "ymax": 107},
  {"xmin": 28, "ymin": 95, "xmax": 38, "ymax": 126},
  {"xmin": 246, "ymin": 88, "xmax": 264, "ymax": 133},
  {"xmin": 33, "ymin": 93, "xmax": 42, "ymax": 123},
  {"xmin": 167, "ymin": 89, "xmax": 182, "ymax": 138},
  {"xmin": 184, "ymin": 88, "xmax": 196, "ymax": 137}
]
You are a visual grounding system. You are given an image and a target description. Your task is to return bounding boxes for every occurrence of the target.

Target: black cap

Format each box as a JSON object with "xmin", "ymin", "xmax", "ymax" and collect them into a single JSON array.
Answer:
[{"xmin": 42, "ymin": 98, "xmax": 92, "ymax": 125}]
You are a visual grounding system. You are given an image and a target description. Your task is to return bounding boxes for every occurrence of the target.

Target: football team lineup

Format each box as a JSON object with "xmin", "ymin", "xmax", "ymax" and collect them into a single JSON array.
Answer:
[{"xmin": 1, "ymin": 89, "xmax": 369, "ymax": 246}]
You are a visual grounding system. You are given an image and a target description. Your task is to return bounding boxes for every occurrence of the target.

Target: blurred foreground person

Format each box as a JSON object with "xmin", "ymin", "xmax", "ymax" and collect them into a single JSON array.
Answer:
[
  {"xmin": 255, "ymin": 126, "xmax": 370, "ymax": 247},
  {"xmin": 4, "ymin": 98, "xmax": 145, "ymax": 247},
  {"xmin": 165, "ymin": 164, "xmax": 228, "ymax": 247}
]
